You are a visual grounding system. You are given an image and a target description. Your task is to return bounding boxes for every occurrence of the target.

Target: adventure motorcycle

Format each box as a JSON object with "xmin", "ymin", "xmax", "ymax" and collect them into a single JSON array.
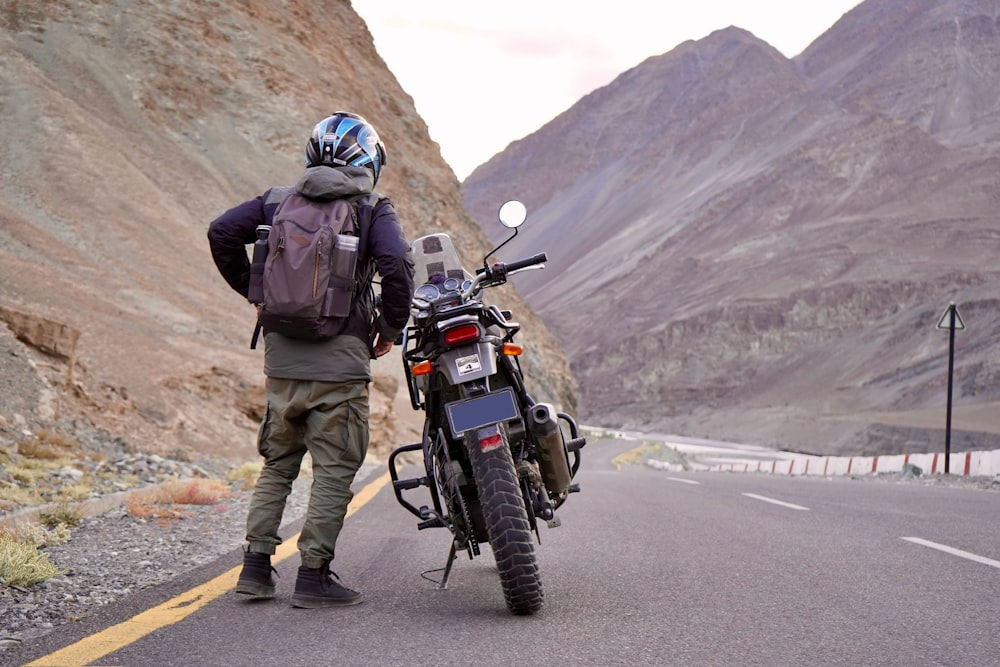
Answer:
[{"xmin": 387, "ymin": 200, "xmax": 585, "ymax": 615}]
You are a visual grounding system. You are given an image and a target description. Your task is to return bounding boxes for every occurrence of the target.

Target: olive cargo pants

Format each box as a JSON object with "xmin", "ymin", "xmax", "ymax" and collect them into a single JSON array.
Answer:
[{"xmin": 245, "ymin": 377, "xmax": 369, "ymax": 569}]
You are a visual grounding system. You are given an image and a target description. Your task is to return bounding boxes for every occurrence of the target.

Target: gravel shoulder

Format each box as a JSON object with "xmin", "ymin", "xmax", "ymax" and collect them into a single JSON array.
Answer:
[{"xmin": 0, "ymin": 461, "xmax": 378, "ymax": 654}]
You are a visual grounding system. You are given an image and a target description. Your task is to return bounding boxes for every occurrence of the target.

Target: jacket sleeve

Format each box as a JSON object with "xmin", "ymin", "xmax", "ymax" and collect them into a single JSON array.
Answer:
[
  {"xmin": 206, "ymin": 196, "xmax": 267, "ymax": 298},
  {"xmin": 368, "ymin": 198, "xmax": 415, "ymax": 338}
]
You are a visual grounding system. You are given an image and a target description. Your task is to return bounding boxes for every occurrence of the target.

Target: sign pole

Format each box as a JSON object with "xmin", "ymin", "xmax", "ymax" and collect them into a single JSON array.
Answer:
[
  {"xmin": 944, "ymin": 305, "xmax": 955, "ymax": 474},
  {"xmin": 936, "ymin": 302, "xmax": 965, "ymax": 475}
]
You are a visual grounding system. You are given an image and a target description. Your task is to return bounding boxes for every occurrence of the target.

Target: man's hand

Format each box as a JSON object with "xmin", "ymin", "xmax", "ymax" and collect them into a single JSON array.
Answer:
[{"xmin": 373, "ymin": 332, "xmax": 395, "ymax": 358}]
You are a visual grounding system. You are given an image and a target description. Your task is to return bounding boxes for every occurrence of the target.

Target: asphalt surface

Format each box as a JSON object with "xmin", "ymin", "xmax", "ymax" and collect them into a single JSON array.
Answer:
[{"xmin": 16, "ymin": 437, "xmax": 1000, "ymax": 666}]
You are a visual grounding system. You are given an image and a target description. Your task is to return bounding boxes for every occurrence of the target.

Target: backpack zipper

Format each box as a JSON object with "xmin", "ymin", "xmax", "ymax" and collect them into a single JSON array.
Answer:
[{"xmin": 313, "ymin": 246, "xmax": 322, "ymax": 298}]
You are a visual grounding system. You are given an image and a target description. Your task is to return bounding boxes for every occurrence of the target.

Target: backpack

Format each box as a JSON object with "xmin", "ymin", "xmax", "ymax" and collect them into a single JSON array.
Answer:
[{"xmin": 250, "ymin": 192, "xmax": 373, "ymax": 349}]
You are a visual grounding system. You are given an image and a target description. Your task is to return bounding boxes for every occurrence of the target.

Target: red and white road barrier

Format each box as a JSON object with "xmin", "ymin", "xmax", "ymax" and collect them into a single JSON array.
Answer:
[{"xmin": 698, "ymin": 449, "xmax": 1000, "ymax": 477}]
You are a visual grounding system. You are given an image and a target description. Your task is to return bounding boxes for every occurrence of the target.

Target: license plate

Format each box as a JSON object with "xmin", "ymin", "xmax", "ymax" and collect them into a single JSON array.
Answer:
[{"xmin": 445, "ymin": 388, "xmax": 520, "ymax": 435}]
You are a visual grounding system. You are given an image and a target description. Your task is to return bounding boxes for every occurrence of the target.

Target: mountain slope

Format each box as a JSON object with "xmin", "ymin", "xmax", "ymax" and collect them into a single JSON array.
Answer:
[
  {"xmin": 0, "ymin": 1, "xmax": 576, "ymax": 468},
  {"xmin": 463, "ymin": 1, "xmax": 1000, "ymax": 455}
]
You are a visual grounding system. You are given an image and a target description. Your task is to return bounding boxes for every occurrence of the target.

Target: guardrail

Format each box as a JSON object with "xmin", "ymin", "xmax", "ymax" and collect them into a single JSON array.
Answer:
[{"xmin": 681, "ymin": 449, "xmax": 1000, "ymax": 477}]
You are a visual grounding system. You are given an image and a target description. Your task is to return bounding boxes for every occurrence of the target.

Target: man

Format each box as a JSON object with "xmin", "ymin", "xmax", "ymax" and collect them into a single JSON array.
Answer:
[{"xmin": 207, "ymin": 112, "xmax": 414, "ymax": 608}]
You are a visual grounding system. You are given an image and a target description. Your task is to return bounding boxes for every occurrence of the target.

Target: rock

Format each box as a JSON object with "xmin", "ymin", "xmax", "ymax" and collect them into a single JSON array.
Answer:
[
  {"xmin": 0, "ymin": 306, "xmax": 79, "ymax": 362},
  {"xmin": 56, "ymin": 467, "xmax": 84, "ymax": 482}
]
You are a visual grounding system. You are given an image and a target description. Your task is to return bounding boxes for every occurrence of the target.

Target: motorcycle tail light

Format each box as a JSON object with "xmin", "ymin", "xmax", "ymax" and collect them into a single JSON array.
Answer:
[
  {"xmin": 442, "ymin": 323, "xmax": 480, "ymax": 346},
  {"xmin": 480, "ymin": 432, "xmax": 503, "ymax": 452},
  {"xmin": 411, "ymin": 360, "xmax": 433, "ymax": 376},
  {"xmin": 502, "ymin": 343, "xmax": 523, "ymax": 356}
]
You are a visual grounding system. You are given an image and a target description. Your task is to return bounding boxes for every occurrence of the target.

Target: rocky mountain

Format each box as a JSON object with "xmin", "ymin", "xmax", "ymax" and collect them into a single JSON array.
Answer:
[
  {"xmin": 0, "ymin": 1, "xmax": 576, "ymax": 475},
  {"xmin": 463, "ymin": 0, "xmax": 1000, "ymax": 456}
]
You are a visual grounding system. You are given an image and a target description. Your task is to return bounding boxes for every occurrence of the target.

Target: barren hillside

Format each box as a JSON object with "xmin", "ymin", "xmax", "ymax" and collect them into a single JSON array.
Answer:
[
  {"xmin": 0, "ymin": 0, "xmax": 576, "ymax": 486},
  {"xmin": 464, "ymin": 0, "xmax": 1000, "ymax": 455}
]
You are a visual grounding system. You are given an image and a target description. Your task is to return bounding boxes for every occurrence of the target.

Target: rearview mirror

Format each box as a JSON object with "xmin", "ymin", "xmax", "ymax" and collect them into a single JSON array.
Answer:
[{"xmin": 498, "ymin": 200, "xmax": 526, "ymax": 228}]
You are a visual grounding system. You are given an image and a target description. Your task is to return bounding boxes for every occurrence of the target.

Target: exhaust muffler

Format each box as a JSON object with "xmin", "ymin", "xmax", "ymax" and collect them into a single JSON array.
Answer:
[{"xmin": 526, "ymin": 403, "xmax": 572, "ymax": 498}]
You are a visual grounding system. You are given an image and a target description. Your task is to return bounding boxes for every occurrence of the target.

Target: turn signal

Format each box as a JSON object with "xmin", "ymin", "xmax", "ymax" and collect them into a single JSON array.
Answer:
[
  {"xmin": 502, "ymin": 343, "xmax": 523, "ymax": 356},
  {"xmin": 443, "ymin": 324, "xmax": 480, "ymax": 346},
  {"xmin": 411, "ymin": 360, "xmax": 433, "ymax": 376}
]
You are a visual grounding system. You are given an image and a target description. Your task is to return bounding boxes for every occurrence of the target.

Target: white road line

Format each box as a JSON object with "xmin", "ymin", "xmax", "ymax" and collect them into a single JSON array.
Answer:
[
  {"xmin": 666, "ymin": 477, "xmax": 700, "ymax": 485},
  {"xmin": 901, "ymin": 537, "xmax": 1000, "ymax": 570},
  {"xmin": 742, "ymin": 493, "xmax": 809, "ymax": 511}
]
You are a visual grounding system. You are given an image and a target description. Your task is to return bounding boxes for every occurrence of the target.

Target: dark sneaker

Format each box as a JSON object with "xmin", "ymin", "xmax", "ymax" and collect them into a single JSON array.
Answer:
[
  {"xmin": 235, "ymin": 550, "xmax": 276, "ymax": 599},
  {"xmin": 291, "ymin": 563, "xmax": 363, "ymax": 608}
]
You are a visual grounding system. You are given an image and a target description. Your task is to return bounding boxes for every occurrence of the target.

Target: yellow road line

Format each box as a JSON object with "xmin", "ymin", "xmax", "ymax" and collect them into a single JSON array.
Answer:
[
  {"xmin": 26, "ymin": 471, "xmax": 393, "ymax": 667},
  {"xmin": 611, "ymin": 443, "xmax": 649, "ymax": 471}
]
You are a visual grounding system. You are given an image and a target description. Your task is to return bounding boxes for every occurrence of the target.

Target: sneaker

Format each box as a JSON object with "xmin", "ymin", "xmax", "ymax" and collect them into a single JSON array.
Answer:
[
  {"xmin": 235, "ymin": 550, "xmax": 276, "ymax": 599},
  {"xmin": 291, "ymin": 562, "xmax": 363, "ymax": 608}
]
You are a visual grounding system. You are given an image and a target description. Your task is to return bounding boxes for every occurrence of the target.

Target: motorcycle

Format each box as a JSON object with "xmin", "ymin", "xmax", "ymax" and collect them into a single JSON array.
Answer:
[{"xmin": 387, "ymin": 200, "xmax": 586, "ymax": 615}]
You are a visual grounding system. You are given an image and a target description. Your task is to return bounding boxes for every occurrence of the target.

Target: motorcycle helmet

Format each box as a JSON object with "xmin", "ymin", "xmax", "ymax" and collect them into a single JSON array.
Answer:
[{"xmin": 305, "ymin": 111, "xmax": 387, "ymax": 184}]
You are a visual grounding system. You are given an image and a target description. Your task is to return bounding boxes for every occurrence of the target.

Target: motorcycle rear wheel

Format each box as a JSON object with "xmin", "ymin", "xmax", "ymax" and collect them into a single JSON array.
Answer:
[{"xmin": 464, "ymin": 425, "xmax": 543, "ymax": 614}]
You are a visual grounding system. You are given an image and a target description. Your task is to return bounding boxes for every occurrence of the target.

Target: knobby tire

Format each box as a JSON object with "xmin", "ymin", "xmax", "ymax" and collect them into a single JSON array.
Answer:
[{"xmin": 464, "ymin": 427, "xmax": 543, "ymax": 614}]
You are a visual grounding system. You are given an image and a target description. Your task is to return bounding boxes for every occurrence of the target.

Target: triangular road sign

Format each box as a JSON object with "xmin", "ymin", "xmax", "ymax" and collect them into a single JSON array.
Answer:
[{"xmin": 936, "ymin": 304, "xmax": 966, "ymax": 331}]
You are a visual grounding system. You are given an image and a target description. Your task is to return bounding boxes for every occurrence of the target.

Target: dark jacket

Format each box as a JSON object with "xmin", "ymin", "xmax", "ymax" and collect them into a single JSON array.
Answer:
[{"xmin": 207, "ymin": 165, "xmax": 415, "ymax": 381}]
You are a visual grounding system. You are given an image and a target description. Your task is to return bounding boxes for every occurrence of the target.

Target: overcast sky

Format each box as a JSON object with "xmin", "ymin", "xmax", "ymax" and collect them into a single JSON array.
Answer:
[{"xmin": 352, "ymin": 1, "xmax": 863, "ymax": 180}]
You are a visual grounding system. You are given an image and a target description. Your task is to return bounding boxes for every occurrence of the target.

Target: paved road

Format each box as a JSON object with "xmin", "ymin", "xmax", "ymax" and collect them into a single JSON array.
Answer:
[{"xmin": 18, "ymin": 438, "xmax": 1000, "ymax": 666}]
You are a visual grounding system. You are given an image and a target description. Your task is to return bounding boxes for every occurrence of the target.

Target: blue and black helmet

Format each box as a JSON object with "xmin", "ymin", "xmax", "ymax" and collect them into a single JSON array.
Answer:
[{"xmin": 305, "ymin": 111, "xmax": 387, "ymax": 184}]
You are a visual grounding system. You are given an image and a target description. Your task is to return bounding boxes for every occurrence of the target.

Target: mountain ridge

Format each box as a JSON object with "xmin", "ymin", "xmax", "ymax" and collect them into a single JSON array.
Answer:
[{"xmin": 463, "ymin": 0, "xmax": 1000, "ymax": 455}]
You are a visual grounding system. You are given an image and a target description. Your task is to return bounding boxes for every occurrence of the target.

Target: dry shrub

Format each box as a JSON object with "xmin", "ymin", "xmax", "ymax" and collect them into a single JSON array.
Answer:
[
  {"xmin": 227, "ymin": 461, "xmax": 262, "ymax": 490},
  {"xmin": 168, "ymin": 479, "xmax": 231, "ymax": 505},
  {"xmin": 6, "ymin": 464, "xmax": 47, "ymax": 485},
  {"xmin": 126, "ymin": 494, "xmax": 186, "ymax": 520},
  {"xmin": 55, "ymin": 484, "xmax": 93, "ymax": 502},
  {"xmin": 0, "ymin": 532, "xmax": 67, "ymax": 586},
  {"xmin": 39, "ymin": 502, "xmax": 84, "ymax": 528},
  {"xmin": 126, "ymin": 479, "xmax": 232, "ymax": 520},
  {"xmin": 17, "ymin": 430, "xmax": 80, "ymax": 460},
  {"xmin": 0, "ymin": 485, "xmax": 39, "ymax": 509},
  {"xmin": 5, "ymin": 521, "xmax": 72, "ymax": 548}
]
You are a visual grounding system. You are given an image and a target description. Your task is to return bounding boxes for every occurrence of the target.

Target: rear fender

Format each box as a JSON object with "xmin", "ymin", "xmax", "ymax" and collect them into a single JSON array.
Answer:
[
  {"xmin": 436, "ymin": 342, "xmax": 495, "ymax": 385},
  {"xmin": 472, "ymin": 423, "xmax": 506, "ymax": 454}
]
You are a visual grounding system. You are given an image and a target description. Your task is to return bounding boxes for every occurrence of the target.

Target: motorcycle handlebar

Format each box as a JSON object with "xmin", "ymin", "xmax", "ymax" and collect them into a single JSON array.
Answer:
[
  {"xmin": 505, "ymin": 252, "xmax": 548, "ymax": 273},
  {"xmin": 465, "ymin": 252, "xmax": 548, "ymax": 300},
  {"xmin": 477, "ymin": 252, "xmax": 548, "ymax": 276}
]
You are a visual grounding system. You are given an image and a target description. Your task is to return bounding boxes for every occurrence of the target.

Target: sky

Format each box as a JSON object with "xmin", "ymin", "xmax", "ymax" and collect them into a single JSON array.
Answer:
[{"xmin": 352, "ymin": 1, "xmax": 863, "ymax": 180}]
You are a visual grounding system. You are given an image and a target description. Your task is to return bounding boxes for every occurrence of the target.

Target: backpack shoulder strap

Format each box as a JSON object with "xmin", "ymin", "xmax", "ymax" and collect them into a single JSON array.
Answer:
[
  {"xmin": 337, "ymin": 198, "xmax": 360, "ymax": 236},
  {"xmin": 343, "ymin": 194, "xmax": 382, "ymax": 306},
  {"xmin": 350, "ymin": 192, "xmax": 382, "ymax": 209},
  {"xmin": 264, "ymin": 186, "xmax": 296, "ymax": 208}
]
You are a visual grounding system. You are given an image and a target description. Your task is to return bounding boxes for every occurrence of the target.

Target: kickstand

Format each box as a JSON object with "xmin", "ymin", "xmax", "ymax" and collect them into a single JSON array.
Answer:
[{"xmin": 437, "ymin": 540, "xmax": 458, "ymax": 590}]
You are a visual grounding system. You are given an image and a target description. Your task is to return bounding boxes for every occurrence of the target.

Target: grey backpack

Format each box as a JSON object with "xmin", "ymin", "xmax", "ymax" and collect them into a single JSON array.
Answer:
[{"xmin": 251, "ymin": 192, "xmax": 369, "ymax": 348}]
